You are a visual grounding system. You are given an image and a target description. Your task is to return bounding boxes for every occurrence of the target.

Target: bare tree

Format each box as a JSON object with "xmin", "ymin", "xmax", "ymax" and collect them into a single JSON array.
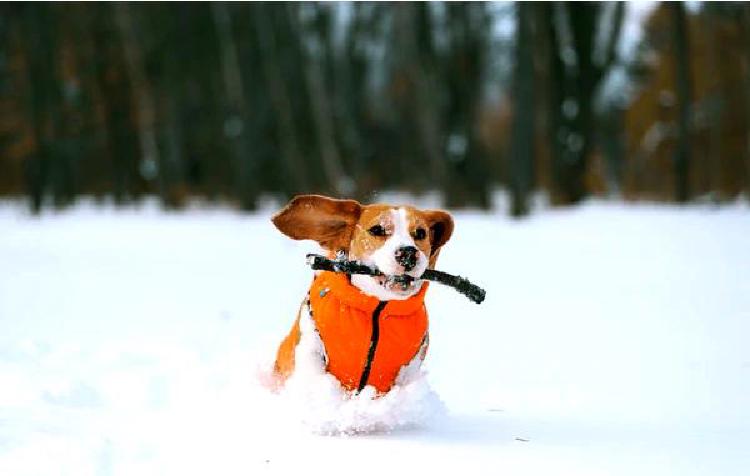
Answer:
[
  {"xmin": 509, "ymin": 2, "xmax": 536, "ymax": 217},
  {"xmin": 442, "ymin": 2, "xmax": 492, "ymax": 209},
  {"xmin": 253, "ymin": 3, "xmax": 310, "ymax": 194},
  {"xmin": 212, "ymin": 2, "xmax": 258, "ymax": 209},
  {"xmin": 21, "ymin": 3, "xmax": 61, "ymax": 212},
  {"xmin": 393, "ymin": 3, "xmax": 447, "ymax": 198},
  {"xmin": 669, "ymin": 1, "xmax": 692, "ymax": 202},
  {"xmin": 743, "ymin": 4, "xmax": 750, "ymax": 201},
  {"xmin": 548, "ymin": 2, "xmax": 624, "ymax": 205},
  {"xmin": 113, "ymin": 3, "xmax": 160, "ymax": 191},
  {"xmin": 703, "ymin": 3, "xmax": 723, "ymax": 201},
  {"xmin": 296, "ymin": 4, "xmax": 352, "ymax": 197},
  {"xmin": 90, "ymin": 3, "xmax": 141, "ymax": 204}
]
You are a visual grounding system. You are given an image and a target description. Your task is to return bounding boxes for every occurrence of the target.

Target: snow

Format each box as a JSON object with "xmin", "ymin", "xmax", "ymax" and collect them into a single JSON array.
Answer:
[
  {"xmin": 1, "ymin": 197, "xmax": 749, "ymax": 475},
  {"xmin": 269, "ymin": 295, "xmax": 441, "ymax": 435}
]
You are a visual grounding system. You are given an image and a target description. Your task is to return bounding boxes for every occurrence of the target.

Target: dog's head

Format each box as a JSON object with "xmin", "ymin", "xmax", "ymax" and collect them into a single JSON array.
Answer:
[{"xmin": 272, "ymin": 194, "xmax": 454, "ymax": 301}]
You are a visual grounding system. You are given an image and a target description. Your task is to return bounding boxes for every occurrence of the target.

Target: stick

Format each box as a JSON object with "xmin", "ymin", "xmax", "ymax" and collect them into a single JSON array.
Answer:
[{"xmin": 306, "ymin": 254, "xmax": 486, "ymax": 304}]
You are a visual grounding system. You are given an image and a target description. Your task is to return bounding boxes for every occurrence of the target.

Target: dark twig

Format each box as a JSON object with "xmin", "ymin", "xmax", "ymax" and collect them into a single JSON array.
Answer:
[{"xmin": 306, "ymin": 254, "xmax": 486, "ymax": 304}]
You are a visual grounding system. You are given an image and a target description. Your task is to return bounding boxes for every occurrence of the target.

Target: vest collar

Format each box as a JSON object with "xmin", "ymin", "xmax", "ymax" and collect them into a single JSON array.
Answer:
[{"xmin": 312, "ymin": 271, "xmax": 428, "ymax": 316}]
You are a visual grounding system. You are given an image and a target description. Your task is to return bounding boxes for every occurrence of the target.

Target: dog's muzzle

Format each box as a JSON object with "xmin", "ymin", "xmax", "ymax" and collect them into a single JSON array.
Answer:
[{"xmin": 395, "ymin": 246, "xmax": 418, "ymax": 272}]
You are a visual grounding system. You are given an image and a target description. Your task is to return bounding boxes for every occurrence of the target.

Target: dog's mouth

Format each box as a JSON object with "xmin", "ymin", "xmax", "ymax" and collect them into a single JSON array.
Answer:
[{"xmin": 375, "ymin": 275, "xmax": 422, "ymax": 294}]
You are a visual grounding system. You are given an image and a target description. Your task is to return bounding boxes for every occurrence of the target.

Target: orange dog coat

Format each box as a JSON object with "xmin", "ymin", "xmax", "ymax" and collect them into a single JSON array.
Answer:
[{"xmin": 275, "ymin": 271, "xmax": 429, "ymax": 393}]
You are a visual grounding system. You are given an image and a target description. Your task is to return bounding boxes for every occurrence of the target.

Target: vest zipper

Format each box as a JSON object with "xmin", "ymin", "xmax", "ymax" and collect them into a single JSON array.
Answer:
[{"xmin": 356, "ymin": 300, "xmax": 387, "ymax": 393}]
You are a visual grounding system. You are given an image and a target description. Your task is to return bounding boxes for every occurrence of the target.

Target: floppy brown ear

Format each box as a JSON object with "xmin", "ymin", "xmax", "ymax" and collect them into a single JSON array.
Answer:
[
  {"xmin": 272, "ymin": 194, "xmax": 362, "ymax": 252},
  {"xmin": 424, "ymin": 209, "xmax": 454, "ymax": 258}
]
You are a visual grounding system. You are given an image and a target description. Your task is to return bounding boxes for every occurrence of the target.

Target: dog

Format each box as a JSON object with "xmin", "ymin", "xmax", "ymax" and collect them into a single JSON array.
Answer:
[{"xmin": 272, "ymin": 194, "xmax": 454, "ymax": 394}]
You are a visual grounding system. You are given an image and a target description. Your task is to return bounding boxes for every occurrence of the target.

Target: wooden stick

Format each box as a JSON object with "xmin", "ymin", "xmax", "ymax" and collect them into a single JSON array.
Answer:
[{"xmin": 306, "ymin": 254, "xmax": 486, "ymax": 304}]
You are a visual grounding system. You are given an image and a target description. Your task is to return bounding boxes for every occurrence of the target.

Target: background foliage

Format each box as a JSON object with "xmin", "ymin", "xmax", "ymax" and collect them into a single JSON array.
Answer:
[{"xmin": 0, "ymin": 2, "xmax": 748, "ymax": 215}]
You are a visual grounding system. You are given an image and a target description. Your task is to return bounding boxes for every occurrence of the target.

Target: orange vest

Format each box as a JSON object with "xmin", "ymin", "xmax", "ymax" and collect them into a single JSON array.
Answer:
[{"xmin": 276, "ymin": 271, "xmax": 429, "ymax": 394}]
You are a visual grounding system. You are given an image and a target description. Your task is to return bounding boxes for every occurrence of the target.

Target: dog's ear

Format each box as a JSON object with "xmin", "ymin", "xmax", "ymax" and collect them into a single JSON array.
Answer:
[
  {"xmin": 272, "ymin": 194, "xmax": 362, "ymax": 252},
  {"xmin": 423, "ymin": 210, "xmax": 454, "ymax": 258}
]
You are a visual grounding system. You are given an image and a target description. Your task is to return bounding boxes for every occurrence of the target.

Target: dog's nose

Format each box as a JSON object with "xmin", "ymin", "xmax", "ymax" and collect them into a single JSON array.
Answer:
[{"xmin": 395, "ymin": 246, "xmax": 418, "ymax": 271}]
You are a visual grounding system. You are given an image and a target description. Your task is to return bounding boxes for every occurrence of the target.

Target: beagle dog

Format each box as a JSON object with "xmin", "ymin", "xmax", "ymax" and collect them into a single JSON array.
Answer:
[{"xmin": 272, "ymin": 194, "xmax": 454, "ymax": 394}]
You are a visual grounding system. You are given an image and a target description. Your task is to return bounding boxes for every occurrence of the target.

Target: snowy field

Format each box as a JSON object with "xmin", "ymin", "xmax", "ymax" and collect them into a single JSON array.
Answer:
[{"xmin": 1, "ymin": 197, "xmax": 749, "ymax": 476}]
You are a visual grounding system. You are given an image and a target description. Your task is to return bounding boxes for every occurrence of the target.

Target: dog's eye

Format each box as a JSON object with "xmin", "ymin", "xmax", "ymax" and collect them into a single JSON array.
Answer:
[
  {"xmin": 368, "ymin": 224, "xmax": 387, "ymax": 237},
  {"xmin": 413, "ymin": 228, "xmax": 427, "ymax": 240}
]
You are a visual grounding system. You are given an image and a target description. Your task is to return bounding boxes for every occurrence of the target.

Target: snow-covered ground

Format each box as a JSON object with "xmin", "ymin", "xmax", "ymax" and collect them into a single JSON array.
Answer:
[{"xmin": 1, "ymin": 197, "xmax": 748, "ymax": 476}]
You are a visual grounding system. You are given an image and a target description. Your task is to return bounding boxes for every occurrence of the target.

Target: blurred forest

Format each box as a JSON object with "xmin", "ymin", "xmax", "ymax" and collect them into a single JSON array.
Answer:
[{"xmin": 0, "ymin": 1, "xmax": 749, "ymax": 216}]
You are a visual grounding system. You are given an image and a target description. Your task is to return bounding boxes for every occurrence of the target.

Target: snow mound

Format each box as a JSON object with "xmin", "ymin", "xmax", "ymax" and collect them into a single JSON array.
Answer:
[{"xmin": 273, "ymin": 365, "xmax": 445, "ymax": 435}]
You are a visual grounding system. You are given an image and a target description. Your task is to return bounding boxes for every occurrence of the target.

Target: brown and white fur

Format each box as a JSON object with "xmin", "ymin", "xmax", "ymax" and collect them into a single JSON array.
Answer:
[{"xmin": 272, "ymin": 194, "xmax": 454, "ymax": 301}]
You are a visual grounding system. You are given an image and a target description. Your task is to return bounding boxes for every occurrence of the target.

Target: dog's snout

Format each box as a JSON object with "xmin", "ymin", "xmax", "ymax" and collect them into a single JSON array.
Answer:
[{"xmin": 395, "ymin": 246, "xmax": 418, "ymax": 271}]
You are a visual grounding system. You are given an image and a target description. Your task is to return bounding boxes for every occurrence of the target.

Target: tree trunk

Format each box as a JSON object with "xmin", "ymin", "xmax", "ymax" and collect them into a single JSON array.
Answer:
[
  {"xmin": 92, "ymin": 3, "xmax": 140, "ymax": 204},
  {"xmin": 509, "ymin": 2, "xmax": 536, "ymax": 217},
  {"xmin": 742, "ymin": 4, "xmax": 750, "ymax": 201},
  {"xmin": 670, "ymin": 1, "xmax": 692, "ymax": 203},
  {"xmin": 113, "ymin": 3, "xmax": 160, "ymax": 191},
  {"xmin": 398, "ymin": 3, "xmax": 447, "ymax": 198},
  {"xmin": 335, "ymin": 3, "xmax": 380, "ymax": 200},
  {"xmin": 443, "ymin": 2, "xmax": 491, "ymax": 210},
  {"xmin": 559, "ymin": 3, "xmax": 597, "ymax": 205},
  {"xmin": 543, "ymin": 3, "xmax": 564, "ymax": 203},
  {"xmin": 296, "ymin": 4, "xmax": 351, "ymax": 197},
  {"xmin": 253, "ymin": 4, "xmax": 309, "ymax": 195},
  {"xmin": 549, "ymin": 2, "xmax": 623, "ymax": 205},
  {"xmin": 22, "ymin": 3, "xmax": 61, "ymax": 213},
  {"xmin": 212, "ymin": 2, "xmax": 258, "ymax": 209},
  {"xmin": 704, "ymin": 4, "xmax": 724, "ymax": 201}
]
